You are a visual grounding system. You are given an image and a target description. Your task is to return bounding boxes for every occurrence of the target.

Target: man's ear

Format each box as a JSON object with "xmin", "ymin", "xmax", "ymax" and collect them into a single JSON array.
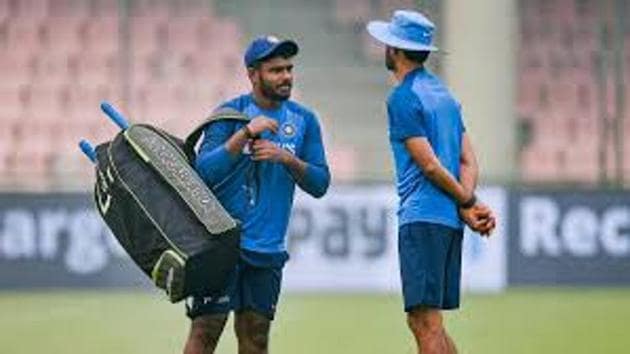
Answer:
[
  {"xmin": 247, "ymin": 67, "xmax": 258, "ymax": 84},
  {"xmin": 386, "ymin": 46, "xmax": 397, "ymax": 58},
  {"xmin": 391, "ymin": 47, "xmax": 401, "ymax": 59}
]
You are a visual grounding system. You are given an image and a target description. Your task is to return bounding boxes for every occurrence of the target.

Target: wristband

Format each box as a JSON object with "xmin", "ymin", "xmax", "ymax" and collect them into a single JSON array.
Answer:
[{"xmin": 460, "ymin": 194, "xmax": 477, "ymax": 209}]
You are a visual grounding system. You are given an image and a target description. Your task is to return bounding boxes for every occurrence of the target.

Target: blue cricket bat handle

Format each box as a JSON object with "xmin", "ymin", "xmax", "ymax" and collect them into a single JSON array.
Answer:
[
  {"xmin": 100, "ymin": 101, "xmax": 130, "ymax": 130},
  {"xmin": 79, "ymin": 139, "xmax": 97, "ymax": 163}
]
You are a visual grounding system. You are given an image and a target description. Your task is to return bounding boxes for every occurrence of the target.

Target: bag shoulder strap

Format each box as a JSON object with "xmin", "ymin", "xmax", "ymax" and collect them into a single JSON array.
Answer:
[{"xmin": 183, "ymin": 107, "xmax": 250, "ymax": 158}]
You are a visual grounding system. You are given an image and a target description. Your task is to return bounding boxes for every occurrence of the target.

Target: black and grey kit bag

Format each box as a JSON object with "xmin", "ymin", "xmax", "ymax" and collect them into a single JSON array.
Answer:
[{"xmin": 86, "ymin": 103, "xmax": 248, "ymax": 303}]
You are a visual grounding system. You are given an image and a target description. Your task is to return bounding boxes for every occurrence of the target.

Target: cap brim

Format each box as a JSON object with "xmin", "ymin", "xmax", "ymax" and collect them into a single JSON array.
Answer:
[
  {"xmin": 258, "ymin": 40, "xmax": 299, "ymax": 63},
  {"xmin": 366, "ymin": 21, "xmax": 438, "ymax": 52}
]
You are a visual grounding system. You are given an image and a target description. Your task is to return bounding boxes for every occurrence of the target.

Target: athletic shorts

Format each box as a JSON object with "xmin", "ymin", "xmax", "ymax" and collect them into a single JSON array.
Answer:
[
  {"xmin": 398, "ymin": 221, "xmax": 463, "ymax": 312},
  {"xmin": 186, "ymin": 249, "xmax": 288, "ymax": 320}
]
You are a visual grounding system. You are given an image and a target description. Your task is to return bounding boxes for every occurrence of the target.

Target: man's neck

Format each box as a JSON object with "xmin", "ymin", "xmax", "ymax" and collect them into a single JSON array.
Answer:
[
  {"xmin": 252, "ymin": 90, "xmax": 281, "ymax": 110},
  {"xmin": 394, "ymin": 63, "xmax": 423, "ymax": 82}
]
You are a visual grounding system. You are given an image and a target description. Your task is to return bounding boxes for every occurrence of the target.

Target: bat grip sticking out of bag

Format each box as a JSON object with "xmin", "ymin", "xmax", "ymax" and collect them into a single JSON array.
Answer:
[
  {"xmin": 100, "ymin": 101, "xmax": 130, "ymax": 130},
  {"xmin": 79, "ymin": 139, "xmax": 97, "ymax": 163},
  {"xmin": 78, "ymin": 102, "xmax": 130, "ymax": 163}
]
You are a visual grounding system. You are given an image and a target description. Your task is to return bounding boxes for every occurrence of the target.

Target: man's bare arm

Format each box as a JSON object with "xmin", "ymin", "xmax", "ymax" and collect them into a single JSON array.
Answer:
[
  {"xmin": 405, "ymin": 137, "xmax": 472, "ymax": 204},
  {"xmin": 459, "ymin": 133, "xmax": 479, "ymax": 196},
  {"xmin": 458, "ymin": 133, "xmax": 497, "ymax": 236}
]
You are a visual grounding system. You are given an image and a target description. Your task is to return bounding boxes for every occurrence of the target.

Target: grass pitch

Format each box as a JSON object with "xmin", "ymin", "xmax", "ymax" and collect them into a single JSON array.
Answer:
[{"xmin": 1, "ymin": 288, "xmax": 628, "ymax": 353}]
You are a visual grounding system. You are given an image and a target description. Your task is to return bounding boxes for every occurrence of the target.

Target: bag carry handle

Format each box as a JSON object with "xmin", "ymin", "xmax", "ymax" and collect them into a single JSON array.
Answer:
[{"xmin": 183, "ymin": 107, "xmax": 250, "ymax": 159}]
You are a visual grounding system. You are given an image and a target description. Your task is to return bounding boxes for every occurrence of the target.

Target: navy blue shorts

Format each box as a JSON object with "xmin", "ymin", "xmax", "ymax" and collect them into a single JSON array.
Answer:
[
  {"xmin": 398, "ymin": 221, "xmax": 463, "ymax": 312},
  {"xmin": 186, "ymin": 250, "xmax": 288, "ymax": 320}
]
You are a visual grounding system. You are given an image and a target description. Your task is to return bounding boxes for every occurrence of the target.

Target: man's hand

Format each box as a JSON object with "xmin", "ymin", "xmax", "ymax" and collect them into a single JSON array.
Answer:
[
  {"xmin": 252, "ymin": 139, "xmax": 290, "ymax": 163},
  {"xmin": 224, "ymin": 116, "xmax": 277, "ymax": 155},
  {"xmin": 460, "ymin": 203, "xmax": 496, "ymax": 237},
  {"xmin": 475, "ymin": 210, "xmax": 496, "ymax": 237},
  {"xmin": 247, "ymin": 116, "xmax": 279, "ymax": 137}
]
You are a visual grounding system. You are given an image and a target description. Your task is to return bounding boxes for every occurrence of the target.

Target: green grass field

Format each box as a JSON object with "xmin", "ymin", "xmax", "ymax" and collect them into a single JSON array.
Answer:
[{"xmin": 1, "ymin": 288, "xmax": 628, "ymax": 354}]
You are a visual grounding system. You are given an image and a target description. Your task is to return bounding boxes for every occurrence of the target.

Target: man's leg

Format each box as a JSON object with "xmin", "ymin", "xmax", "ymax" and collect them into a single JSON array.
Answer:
[
  {"xmin": 407, "ymin": 307, "xmax": 451, "ymax": 354},
  {"xmin": 183, "ymin": 314, "xmax": 229, "ymax": 354},
  {"xmin": 441, "ymin": 226, "xmax": 463, "ymax": 354},
  {"xmin": 232, "ymin": 254, "xmax": 283, "ymax": 354},
  {"xmin": 444, "ymin": 330, "xmax": 458, "ymax": 354},
  {"xmin": 399, "ymin": 222, "xmax": 461, "ymax": 354},
  {"xmin": 183, "ymin": 264, "xmax": 239, "ymax": 354},
  {"xmin": 234, "ymin": 310, "xmax": 271, "ymax": 354}
]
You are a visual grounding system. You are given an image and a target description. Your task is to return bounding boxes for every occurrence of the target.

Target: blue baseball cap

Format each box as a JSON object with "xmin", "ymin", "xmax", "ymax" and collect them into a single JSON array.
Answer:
[
  {"xmin": 367, "ymin": 10, "xmax": 438, "ymax": 52},
  {"xmin": 243, "ymin": 35, "xmax": 299, "ymax": 67}
]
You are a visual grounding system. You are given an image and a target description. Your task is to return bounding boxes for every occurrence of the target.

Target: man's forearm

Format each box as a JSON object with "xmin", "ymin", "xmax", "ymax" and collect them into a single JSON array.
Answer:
[
  {"xmin": 460, "ymin": 162, "xmax": 478, "ymax": 196},
  {"xmin": 224, "ymin": 126, "xmax": 251, "ymax": 155},
  {"xmin": 282, "ymin": 153, "xmax": 308, "ymax": 180},
  {"xmin": 424, "ymin": 161, "xmax": 472, "ymax": 205},
  {"xmin": 459, "ymin": 133, "xmax": 479, "ymax": 197},
  {"xmin": 196, "ymin": 126, "xmax": 251, "ymax": 186},
  {"xmin": 282, "ymin": 153, "xmax": 329, "ymax": 198}
]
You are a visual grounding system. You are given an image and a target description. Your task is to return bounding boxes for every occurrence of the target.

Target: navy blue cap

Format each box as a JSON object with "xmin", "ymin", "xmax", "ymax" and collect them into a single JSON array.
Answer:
[{"xmin": 243, "ymin": 35, "xmax": 299, "ymax": 67}]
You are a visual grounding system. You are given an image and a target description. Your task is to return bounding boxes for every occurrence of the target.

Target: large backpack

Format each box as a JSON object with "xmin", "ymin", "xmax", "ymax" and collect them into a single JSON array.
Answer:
[{"xmin": 89, "ymin": 105, "xmax": 248, "ymax": 303}]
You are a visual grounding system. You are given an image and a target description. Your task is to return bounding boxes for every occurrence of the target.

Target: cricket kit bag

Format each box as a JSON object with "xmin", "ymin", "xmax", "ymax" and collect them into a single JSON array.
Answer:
[{"xmin": 80, "ymin": 103, "xmax": 248, "ymax": 303}]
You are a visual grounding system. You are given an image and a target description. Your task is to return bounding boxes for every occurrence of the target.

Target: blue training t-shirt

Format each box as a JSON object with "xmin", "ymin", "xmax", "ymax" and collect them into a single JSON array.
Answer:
[
  {"xmin": 195, "ymin": 94, "xmax": 330, "ymax": 255},
  {"xmin": 387, "ymin": 67, "xmax": 465, "ymax": 230}
]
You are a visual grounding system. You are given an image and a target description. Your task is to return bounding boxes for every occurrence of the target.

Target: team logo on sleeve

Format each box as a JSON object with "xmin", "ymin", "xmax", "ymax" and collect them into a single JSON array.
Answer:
[{"xmin": 281, "ymin": 123, "xmax": 296, "ymax": 137}]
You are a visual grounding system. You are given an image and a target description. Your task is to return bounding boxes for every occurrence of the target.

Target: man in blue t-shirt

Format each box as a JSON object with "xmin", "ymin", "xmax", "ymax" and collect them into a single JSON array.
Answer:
[
  {"xmin": 183, "ymin": 36, "xmax": 330, "ymax": 354},
  {"xmin": 367, "ymin": 10, "xmax": 496, "ymax": 354}
]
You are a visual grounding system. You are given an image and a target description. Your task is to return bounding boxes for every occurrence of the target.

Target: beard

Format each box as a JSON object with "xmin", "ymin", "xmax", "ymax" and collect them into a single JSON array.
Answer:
[
  {"xmin": 385, "ymin": 47, "xmax": 396, "ymax": 71},
  {"xmin": 260, "ymin": 77, "xmax": 292, "ymax": 102}
]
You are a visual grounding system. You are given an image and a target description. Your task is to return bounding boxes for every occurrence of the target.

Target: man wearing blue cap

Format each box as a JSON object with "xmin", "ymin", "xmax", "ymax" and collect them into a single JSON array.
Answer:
[
  {"xmin": 183, "ymin": 36, "xmax": 330, "ymax": 354},
  {"xmin": 367, "ymin": 10, "xmax": 496, "ymax": 354}
]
